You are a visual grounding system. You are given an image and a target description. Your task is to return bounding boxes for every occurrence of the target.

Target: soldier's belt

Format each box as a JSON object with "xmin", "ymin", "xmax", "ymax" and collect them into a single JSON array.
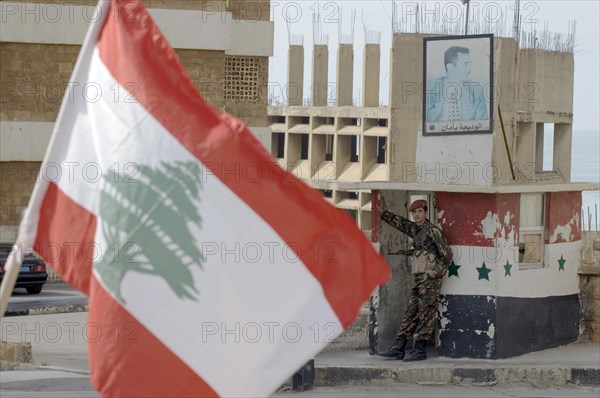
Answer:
[
  {"xmin": 387, "ymin": 248, "xmax": 414, "ymax": 256},
  {"xmin": 411, "ymin": 250, "xmax": 437, "ymax": 274}
]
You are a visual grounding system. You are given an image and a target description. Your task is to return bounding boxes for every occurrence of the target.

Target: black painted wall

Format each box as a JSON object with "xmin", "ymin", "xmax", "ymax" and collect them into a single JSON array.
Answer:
[
  {"xmin": 438, "ymin": 295, "xmax": 497, "ymax": 359},
  {"xmin": 438, "ymin": 294, "xmax": 580, "ymax": 359},
  {"xmin": 495, "ymin": 294, "xmax": 580, "ymax": 358}
]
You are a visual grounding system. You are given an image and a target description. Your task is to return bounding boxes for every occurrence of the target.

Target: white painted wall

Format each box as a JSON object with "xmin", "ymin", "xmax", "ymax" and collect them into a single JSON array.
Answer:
[
  {"xmin": 1, "ymin": 122, "xmax": 271, "ymax": 162},
  {"xmin": 440, "ymin": 244, "xmax": 498, "ymax": 297},
  {"xmin": 440, "ymin": 241, "xmax": 581, "ymax": 298},
  {"xmin": 415, "ymin": 133, "xmax": 494, "ymax": 186},
  {"xmin": 496, "ymin": 241, "xmax": 581, "ymax": 298},
  {"xmin": 0, "ymin": 121, "xmax": 53, "ymax": 161}
]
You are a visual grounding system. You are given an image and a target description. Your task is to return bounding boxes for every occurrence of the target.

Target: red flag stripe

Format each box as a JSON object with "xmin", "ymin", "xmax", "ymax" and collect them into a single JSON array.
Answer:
[
  {"xmin": 34, "ymin": 182, "xmax": 96, "ymax": 295},
  {"xmin": 96, "ymin": 0, "xmax": 389, "ymax": 328}
]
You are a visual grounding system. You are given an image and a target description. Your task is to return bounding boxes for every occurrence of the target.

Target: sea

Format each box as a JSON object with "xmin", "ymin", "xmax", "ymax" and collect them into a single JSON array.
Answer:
[{"xmin": 546, "ymin": 129, "xmax": 600, "ymax": 231}]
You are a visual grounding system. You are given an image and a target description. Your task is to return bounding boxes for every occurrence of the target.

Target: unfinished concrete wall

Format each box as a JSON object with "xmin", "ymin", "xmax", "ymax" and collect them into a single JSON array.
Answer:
[
  {"xmin": 491, "ymin": 38, "xmax": 519, "ymax": 184},
  {"xmin": 517, "ymin": 49, "xmax": 574, "ymax": 116},
  {"xmin": 502, "ymin": 47, "xmax": 574, "ymax": 182},
  {"xmin": 386, "ymin": 34, "xmax": 575, "ymax": 186},
  {"xmin": 267, "ymin": 39, "xmax": 388, "ymax": 230},
  {"xmin": 388, "ymin": 34, "xmax": 426, "ymax": 182}
]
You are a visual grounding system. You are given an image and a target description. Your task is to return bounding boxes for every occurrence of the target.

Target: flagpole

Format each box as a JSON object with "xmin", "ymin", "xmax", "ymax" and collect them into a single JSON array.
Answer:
[{"xmin": 0, "ymin": 243, "xmax": 23, "ymax": 318}]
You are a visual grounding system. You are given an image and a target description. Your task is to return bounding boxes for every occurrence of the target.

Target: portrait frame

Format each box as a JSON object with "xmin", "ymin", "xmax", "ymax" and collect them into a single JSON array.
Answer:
[{"xmin": 422, "ymin": 34, "xmax": 494, "ymax": 136}]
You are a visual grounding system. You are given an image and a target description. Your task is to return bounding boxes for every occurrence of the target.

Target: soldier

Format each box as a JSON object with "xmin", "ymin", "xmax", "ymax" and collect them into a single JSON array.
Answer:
[{"xmin": 378, "ymin": 196, "xmax": 453, "ymax": 361}]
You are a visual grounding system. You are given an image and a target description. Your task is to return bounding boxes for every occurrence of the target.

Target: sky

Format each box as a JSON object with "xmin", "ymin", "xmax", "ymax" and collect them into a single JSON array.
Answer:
[{"xmin": 268, "ymin": 0, "xmax": 600, "ymax": 132}]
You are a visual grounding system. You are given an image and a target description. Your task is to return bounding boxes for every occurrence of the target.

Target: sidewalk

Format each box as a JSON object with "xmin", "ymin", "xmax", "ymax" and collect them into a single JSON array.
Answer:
[
  {"xmin": 314, "ymin": 342, "xmax": 600, "ymax": 387},
  {"xmin": 1, "ymin": 311, "xmax": 599, "ymax": 393}
]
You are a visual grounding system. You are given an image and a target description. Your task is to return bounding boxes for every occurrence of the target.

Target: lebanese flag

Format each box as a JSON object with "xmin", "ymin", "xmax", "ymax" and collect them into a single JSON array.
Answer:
[{"xmin": 17, "ymin": 0, "xmax": 389, "ymax": 396}]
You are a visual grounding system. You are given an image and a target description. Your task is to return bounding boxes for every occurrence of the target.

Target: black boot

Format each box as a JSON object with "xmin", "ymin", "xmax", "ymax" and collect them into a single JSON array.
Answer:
[
  {"xmin": 404, "ymin": 340, "xmax": 427, "ymax": 361},
  {"xmin": 379, "ymin": 337, "xmax": 407, "ymax": 360}
]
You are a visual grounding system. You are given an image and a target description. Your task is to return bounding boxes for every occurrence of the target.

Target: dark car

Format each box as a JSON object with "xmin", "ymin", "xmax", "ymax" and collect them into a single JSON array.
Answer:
[{"xmin": 0, "ymin": 243, "xmax": 48, "ymax": 294}]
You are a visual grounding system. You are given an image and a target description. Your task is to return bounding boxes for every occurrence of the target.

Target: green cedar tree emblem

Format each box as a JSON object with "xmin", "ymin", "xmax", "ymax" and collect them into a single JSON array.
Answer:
[{"xmin": 94, "ymin": 161, "xmax": 205, "ymax": 303}]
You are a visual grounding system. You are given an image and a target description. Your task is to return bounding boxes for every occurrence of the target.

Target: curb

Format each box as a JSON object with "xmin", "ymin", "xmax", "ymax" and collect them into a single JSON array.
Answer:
[
  {"xmin": 34, "ymin": 365, "xmax": 91, "ymax": 375},
  {"xmin": 4, "ymin": 298, "xmax": 88, "ymax": 317},
  {"xmin": 314, "ymin": 365, "xmax": 600, "ymax": 387},
  {"xmin": 0, "ymin": 360, "xmax": 38, "ymax": 371}
]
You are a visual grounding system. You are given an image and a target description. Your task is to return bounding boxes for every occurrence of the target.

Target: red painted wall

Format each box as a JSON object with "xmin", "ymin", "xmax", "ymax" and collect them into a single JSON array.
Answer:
[
  {"xmin": 436, "ymin": 192, "xmax": 519, "ymax": 247},
  {"xmin": 545, "ymin": 191, "xmax": 582, "ymax": 243},
  {"xmin": 397, "ymin": 191, "xmax": 580, "ymax": 247}
]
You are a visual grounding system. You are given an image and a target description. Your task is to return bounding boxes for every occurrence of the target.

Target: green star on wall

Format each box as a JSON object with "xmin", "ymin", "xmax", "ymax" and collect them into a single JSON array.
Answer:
[
  {"xmin": 476, "ymin": 262, "xmax": 492, "ymax": 281},
  {"xmin": 448, "ymin": 261, "xmax": 461, "ymax": 277},
  {"xmin": 558, "ymin": 255, "xmax": 566, "ymax": 271},
  {"xmin": 503, "ymin": 260, "xmax": 513, "ymax": 277}
]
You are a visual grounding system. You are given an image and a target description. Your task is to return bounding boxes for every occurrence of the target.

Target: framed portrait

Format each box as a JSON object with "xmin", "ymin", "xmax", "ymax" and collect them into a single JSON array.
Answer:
[{"xmin": 423, "ymin": 34, "xmax": 494, "ymax": 135}]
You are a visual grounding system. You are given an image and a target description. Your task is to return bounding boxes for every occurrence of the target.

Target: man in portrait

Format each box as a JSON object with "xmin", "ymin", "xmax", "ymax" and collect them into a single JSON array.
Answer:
[{"xmin": 425, "ymin": 46, "xmax": 488, "ymax": 123}]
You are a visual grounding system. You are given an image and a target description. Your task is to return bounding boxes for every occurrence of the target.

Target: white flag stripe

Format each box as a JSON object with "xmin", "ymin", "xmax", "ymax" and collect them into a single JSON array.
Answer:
[
  {"xmin": 62, "ymin": 49, "xmax": 342, "ymax": 396},
  {"xmin": 17, "ymin": 1, "xmax": 111, "ymax": 246}
]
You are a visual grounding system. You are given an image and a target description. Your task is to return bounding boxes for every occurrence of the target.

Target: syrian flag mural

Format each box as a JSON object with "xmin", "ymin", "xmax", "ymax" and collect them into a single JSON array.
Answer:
[{"xmin": 16, "ymin": 1, "xmax": 390, "ymax": 396}]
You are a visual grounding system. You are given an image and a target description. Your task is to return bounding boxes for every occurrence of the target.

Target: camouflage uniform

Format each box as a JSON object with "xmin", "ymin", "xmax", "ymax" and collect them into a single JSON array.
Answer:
[{"xmin": 382, "ymin": 210, "xmax": 453, "ymax": 341}]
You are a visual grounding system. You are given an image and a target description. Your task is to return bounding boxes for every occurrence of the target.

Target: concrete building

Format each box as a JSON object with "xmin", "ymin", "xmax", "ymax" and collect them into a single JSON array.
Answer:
[
  {"xmin": 268, "ymin": 40, "xmax": 388, "ymax": 233},
  {"xmin": 267, "ymin": 33, "xmax": 598, "ymax": 358},
  {"xmin": 2, "ymin": 1, "xmax": 598, "ymax": 359},
  {"xmin": 1, "ymin": 0, "xmax": 274, "ymax": 243}
]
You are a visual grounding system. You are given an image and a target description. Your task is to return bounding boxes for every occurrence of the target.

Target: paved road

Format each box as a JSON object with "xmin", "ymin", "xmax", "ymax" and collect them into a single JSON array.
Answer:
[{"xmin": 1, "ymin": 374, "xmax": 598, "ymax": 398}]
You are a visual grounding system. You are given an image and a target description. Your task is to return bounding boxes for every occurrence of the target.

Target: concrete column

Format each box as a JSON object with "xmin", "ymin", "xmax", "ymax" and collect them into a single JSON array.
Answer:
[
  {"xmin": 553, "ymin": 123, "xmax": 572, "ymax": 181},
  {"xmin": 311, "ymin": 45, "xmax": 329, "ymax": 106},
  {"xmin": 336, "ymin": 44, "xmax": 354, "ymax": 106},
  {"xmin": 535, "ymin": 123, "xmax": 545, "ymax": 172},
  {"xmin": 362, "ymin": 44, "xmax": 380, "ymax": 107},
  {"xmin": 287, "ymin": 45, "xmax": 304, "ymax": 106},
  {"xmin": 373, "ymin": 189, "xmax": 411, "ymax": 352}
]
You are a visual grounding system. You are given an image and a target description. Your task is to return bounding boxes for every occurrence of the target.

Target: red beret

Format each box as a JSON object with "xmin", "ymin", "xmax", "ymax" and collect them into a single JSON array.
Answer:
[{"xmin": 409, "ymin": 199, "xmax": 427, "ymax": 212}]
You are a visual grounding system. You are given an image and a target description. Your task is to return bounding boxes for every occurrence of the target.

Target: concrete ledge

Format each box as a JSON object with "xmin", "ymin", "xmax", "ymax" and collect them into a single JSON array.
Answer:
[
  {"xmin": 0, "ymin": 341, "xmax": 32, "ymax": 363},
  {"xmin": 314, "ymin": 365, "xmax": 600, "ymax": 387},
  {"xmin": 324, "ymin": 307, "xmax": 369, "ymax": 352}
]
